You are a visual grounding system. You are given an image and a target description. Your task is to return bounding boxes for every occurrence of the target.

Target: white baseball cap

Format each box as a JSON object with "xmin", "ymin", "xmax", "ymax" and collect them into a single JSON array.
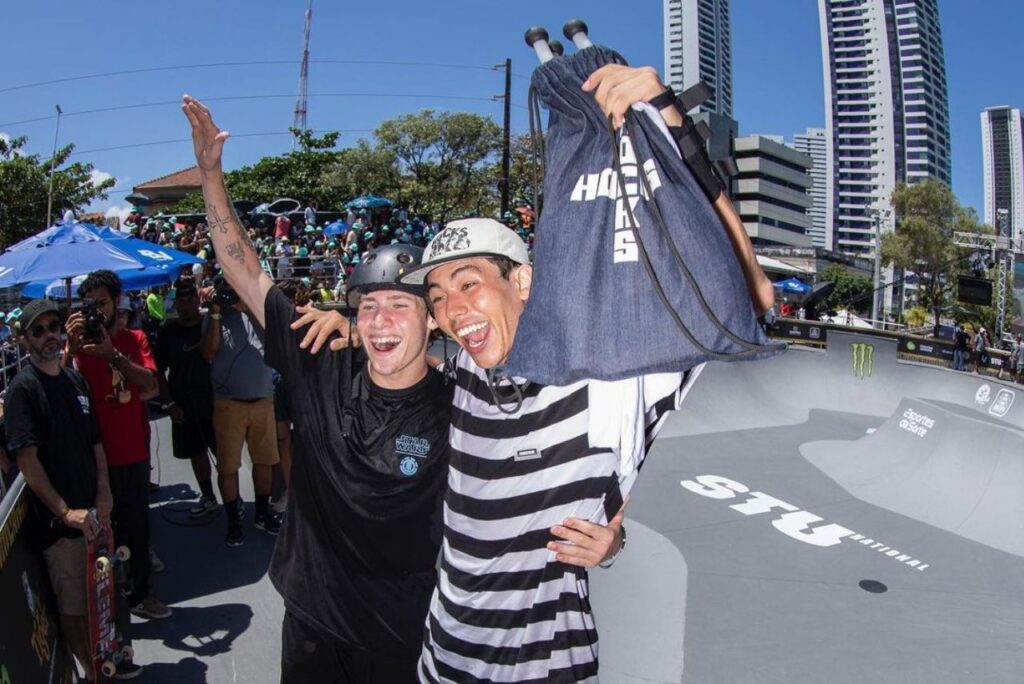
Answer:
[{"xmin": 399, "ymin": 218, "xmax": 529, "ymax": 285}]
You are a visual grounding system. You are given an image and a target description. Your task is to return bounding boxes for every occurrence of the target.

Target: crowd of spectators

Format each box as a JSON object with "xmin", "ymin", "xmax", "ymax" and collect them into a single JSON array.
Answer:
[{"xmin": 121, "ymin": 203, "xmax": 536, "ymax": 305}]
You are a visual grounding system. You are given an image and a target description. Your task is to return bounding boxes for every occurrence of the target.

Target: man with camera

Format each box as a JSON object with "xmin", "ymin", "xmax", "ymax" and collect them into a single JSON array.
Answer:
[
  {"xmin": 64, "ymin": 270, "xmax": 172, "ymax": 623},
  {"xmin": 199, "ymin": 275, "xmax": 280, "ymax": 547}
]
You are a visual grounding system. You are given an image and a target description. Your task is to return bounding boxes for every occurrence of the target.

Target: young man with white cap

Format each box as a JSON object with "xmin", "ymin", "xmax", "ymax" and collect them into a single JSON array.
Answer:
[{"xmin": 399, "ymin": 65, "xmax": 773, "ymax": 683}]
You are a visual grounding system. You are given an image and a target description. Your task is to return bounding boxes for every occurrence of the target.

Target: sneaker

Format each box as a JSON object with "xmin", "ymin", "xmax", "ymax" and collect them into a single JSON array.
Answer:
[
  {"xmin": 188, "ymin": 494, "xmax": 219, "ymax": 519},
  {"xmin": 270, "ymin": 491, "xmax": 289, "ymax": 515},
  {"xmin": 114, "ymin": 661, "xmax": 143, "ymax": 680},
  {"xmin": 225, "ymin": 520, "xmax": 244, "ymax": 547},
  {"xmin": 255, "ymin": 511, "xmax": 282, "ymax": 536},
  {"xmin": 131, "ymin": 595, "xmax": 172, "ymax": 620},
  {"xmin": 149, "ymin": 547, "xmax": 165, "ymax": 573}
]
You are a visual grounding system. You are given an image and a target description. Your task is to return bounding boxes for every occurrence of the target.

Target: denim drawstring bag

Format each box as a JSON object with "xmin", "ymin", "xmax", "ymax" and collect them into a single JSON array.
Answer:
[{"xmin": 504, "ymin": 45, "xmax": 783, "ymax": 385}]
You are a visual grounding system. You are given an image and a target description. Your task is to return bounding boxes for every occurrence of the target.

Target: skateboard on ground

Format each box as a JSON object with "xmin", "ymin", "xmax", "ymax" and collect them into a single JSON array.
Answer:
[{"xmin": 84, "ymin": 510, "xmax": 133, "ymax": 680}]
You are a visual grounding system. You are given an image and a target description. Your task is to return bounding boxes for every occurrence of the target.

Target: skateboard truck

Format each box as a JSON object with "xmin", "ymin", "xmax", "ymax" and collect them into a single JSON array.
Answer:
[
  {"xmin": 563, "ymin": 19, "xmax": 594, "ymax": 49},
  {"xmin": 525, "ymin": 26, "xmax": 556, "ymax": 63}
]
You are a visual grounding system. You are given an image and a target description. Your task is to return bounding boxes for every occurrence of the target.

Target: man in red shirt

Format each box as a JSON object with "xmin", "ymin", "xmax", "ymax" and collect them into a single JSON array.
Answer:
[{"xmin": 65, "ymin": 269, "xmax": 173, "ymax": 622}]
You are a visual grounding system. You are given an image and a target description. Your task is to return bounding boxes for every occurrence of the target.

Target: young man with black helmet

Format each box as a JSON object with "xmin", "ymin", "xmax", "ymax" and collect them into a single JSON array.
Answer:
[{"xmin": 184, "ymin": 98, "xmax": 452, "ymax": 682}]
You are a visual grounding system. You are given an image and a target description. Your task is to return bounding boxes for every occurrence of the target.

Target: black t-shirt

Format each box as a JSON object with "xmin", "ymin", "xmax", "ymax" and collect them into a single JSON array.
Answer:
[
  {"xmin": 263, "ymin": 286, "xmax": 453, "ymax": 658},
  {"xmin": 4, "ymin": 364, "xmax": 100, "ymax": 550},
  {"xmin": 155, "ymin": 319, "xmax": 214, "ymax": 420}
]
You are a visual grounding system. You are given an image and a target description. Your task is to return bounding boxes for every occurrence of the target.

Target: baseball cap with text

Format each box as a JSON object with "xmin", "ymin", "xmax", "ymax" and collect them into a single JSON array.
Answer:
[{"xmin": 398, "ymin": 218, "xmax": 529, "ymax": 285}]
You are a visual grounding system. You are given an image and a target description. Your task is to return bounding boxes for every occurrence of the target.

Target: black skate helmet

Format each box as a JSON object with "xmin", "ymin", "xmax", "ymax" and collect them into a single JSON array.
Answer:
[{"xmin": 346, "ymin": 243, "xmax": 425, "ymax": 308}]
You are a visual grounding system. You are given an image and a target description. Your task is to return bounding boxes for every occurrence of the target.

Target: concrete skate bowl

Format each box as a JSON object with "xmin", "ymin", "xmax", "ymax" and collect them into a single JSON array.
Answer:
[{"xmin": 590, "ymin": 331, "xmax": 1024, "ymax": 683}]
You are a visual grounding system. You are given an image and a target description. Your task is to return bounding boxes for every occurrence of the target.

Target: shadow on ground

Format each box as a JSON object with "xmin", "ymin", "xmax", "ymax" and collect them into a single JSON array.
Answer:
[{"xmin": 133, "ymin": 603, "xmax": 253, "ymax": 658}]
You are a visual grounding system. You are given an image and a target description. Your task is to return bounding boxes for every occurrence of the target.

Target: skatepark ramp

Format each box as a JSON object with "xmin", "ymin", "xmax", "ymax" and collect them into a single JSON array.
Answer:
[
  {"xmin": 803, "ymin": 396, "xmax": 1024, "ymax": 558},
  {"xmin": 591, "ymin": 332, "xmax": 1024, "ymax": 683}
]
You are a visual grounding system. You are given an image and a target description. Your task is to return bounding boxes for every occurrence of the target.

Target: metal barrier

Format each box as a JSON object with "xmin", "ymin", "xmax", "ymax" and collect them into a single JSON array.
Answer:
[
  {"xmin": 0, "ymin": 474, "xmax": 74, "ymax": 681},
  {"xmin": 260, "ymin": 254, "xmax": 345, "ymax": 282}
]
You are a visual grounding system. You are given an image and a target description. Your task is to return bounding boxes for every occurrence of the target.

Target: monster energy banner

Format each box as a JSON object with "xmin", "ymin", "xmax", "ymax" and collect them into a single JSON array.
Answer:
[
  {"xmin": 772, "ymin": 320, "xmax": 827, "ymax": 344},
  {"xmin": 850, "ymin": 342, "xmax": 875, "ymax": 379},
  {"xmin": 0, "ymin": 476, "xmax": 73, "ymax": 683}
]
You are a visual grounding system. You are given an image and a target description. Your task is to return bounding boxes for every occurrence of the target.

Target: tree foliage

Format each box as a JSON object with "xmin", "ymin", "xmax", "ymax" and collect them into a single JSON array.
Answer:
[
  {"xmin": 0, "ymin": 135, "xmax": 116, "ymax": 248},
  {"xmin": 818, "ymin": 264, "xmax": 875, "ymax": 314},
  {"xmin": 374, "ymin": 110, "xmax": 502, "ymax": 220},
  {"xmin": 169, "ymin": 110, "xmax": 535, "ymax": 222},
  {"xmin": 880, "ymin": 179, "xmax": 987, "ymax": 325}
]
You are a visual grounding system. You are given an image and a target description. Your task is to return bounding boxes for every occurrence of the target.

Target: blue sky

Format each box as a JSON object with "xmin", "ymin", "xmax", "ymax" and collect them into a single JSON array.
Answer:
[{"xmin": 1, "ymin": 1, "xmax": 1018, "ymax": 222}]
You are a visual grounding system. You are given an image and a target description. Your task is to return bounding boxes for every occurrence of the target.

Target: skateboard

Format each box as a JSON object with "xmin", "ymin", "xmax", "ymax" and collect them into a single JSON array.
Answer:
[{"xmin": 84, "ymin": 510, "xmax": 133, "ymax": 680}]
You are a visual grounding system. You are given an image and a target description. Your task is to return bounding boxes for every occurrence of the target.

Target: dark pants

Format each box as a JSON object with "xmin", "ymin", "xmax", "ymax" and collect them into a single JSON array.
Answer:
[
  {"xmin": 108, "ymin": 460, "xmax": 151, "ymax": 606},
  {"xmin": 280, "ymin": 611, "xmax": 418, "ymax": 684}
]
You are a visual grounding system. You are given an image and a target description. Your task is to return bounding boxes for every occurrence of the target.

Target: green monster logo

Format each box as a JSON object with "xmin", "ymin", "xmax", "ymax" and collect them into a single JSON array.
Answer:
[{"xmin": 851, "ymin": 343, "xmax": 875, "ymax": 379}]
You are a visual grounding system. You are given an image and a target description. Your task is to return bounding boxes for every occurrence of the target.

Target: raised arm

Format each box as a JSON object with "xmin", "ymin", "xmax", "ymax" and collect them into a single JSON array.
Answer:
[
  {"xmin": 582, "ymin": 66, "xmax": 775, "ymax": 315},
  {"xmin": 182, "ymin": 95, "xmax": 273, "ymax": 328}
]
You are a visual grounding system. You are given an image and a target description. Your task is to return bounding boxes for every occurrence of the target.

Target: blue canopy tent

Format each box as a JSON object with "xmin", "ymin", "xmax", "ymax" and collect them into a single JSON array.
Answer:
[
  {"xmin": 0, "ymin": 219, "xmax": 203, "ymax": 297},
  {"xmin": 343, "ymin": 194, "xmax": 393, "ymax": 210}
]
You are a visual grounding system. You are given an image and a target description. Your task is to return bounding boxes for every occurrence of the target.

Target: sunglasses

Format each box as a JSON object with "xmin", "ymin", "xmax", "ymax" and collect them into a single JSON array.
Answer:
[{"xmin": 30, "ymin": 320, "xmax": 61, "ymax": 339}]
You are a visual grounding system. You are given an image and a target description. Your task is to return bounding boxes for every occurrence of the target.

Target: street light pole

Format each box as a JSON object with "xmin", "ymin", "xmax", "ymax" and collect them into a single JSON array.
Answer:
[
  {"xmin": 499, "ymin": 58, "xmax": 512, "ymax": 216},
  {"xmin": 45, "ymin": 104, "xmax": 63, "ymax": 227},
  {"xmin": 872, "ymin": 210, "xmax": 883, "ymax": 325}
]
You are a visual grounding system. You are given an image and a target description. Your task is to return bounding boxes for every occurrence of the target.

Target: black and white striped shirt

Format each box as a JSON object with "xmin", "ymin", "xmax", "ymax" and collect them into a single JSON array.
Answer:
[{"xmin": 420, "ymin": 349, "xmax": 702, "ymax": 683}]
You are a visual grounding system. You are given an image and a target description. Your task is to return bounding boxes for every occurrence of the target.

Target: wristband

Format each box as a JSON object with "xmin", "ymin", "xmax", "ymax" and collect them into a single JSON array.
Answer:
[
  {"xmin": 111, "ymin": 350, "xmax": 126, "ymax": 365},
  {"xmin": 211, "ymin": 313, "xmax": 222, "ymax": 320},
  {"xmin": 162, "ymin": 401, "xmax": 177, "ymax": 410},
  {"xmin": 599, "ymin": 524, "xmax": 627, "ymax": 569},
  {"xmin": 647, "ymin": 86, "xmax": 677, "ymax": 111}
]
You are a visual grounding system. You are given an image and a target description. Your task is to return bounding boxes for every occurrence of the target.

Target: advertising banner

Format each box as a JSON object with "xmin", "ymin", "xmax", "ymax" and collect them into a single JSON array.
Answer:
[{"xmin": 0, "ymin": 477, "xmax": 74, "ymax": 684}]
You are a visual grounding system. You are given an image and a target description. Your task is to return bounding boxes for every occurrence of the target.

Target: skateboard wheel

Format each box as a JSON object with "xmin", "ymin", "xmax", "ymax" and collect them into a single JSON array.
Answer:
[
  {"xmin": 116, "ymin": 546, "xmax": 131, "ymax": 562},
  {"xmin": 95, "ymin": 557, "xmax": 111, "ymax": 574},
  {"xmin": 102, "ymin": 661, "xmax": 117, "ymax": 677},
  {"xmin": 121, "ymin": 645, "xmax": 134, "ymax": 660}
]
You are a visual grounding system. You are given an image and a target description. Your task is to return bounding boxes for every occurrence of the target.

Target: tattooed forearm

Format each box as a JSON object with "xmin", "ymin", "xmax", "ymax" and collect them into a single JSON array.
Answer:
[
  {"xmin": 207, "ymin": 203, "xmax": 231, "ymax": 234},
  {"xmin": 225, "ymin": 241, "xmax": 246, "ymax": 265}
]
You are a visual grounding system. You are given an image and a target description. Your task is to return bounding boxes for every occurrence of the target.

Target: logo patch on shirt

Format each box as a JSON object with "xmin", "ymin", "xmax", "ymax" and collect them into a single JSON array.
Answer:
[
  {"xmin": 78, "ymin": 396, "xmax": 90, "ymax": 415},
  {"xmin": 514, "ymin": 448, "xmax": 542, "ymax": 462},
  {"xmin": 395, "ymin": 435, "xmax": 430, "ymax": 457},
  {"xmin": 399, "ymin": 456, "xmax": 419, "ymax": 477}
]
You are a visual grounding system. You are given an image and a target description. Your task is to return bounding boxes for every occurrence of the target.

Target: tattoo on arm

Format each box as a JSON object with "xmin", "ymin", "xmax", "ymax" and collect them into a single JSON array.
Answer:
[
  {"xmin": 225, "ymin": 241, "xmax": 246, "ymax": 265},
  {"xmin": 207, "ymin": 204, "xmax": 231, "ymax": 235}
]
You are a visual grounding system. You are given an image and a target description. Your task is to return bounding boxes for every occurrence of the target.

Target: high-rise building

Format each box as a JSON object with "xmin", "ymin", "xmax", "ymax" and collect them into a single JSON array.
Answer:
[
  {"xmin": 818, "ymin": 0, "xmax": 951, "ymax": 257},
  {"xmin": 732, "ymin": 135, "xmax": 814, "ymax": 249},
  {"xmin": 663, "ymin": 0, "xmax": 733, "ymax": 117},
  {"xmin": 981, "ymin": 106, "xmax": 1024, "ymax": 239},
  {"xmin": 793, "ymin": 127, "xmax": 829, "ymax": 249}
]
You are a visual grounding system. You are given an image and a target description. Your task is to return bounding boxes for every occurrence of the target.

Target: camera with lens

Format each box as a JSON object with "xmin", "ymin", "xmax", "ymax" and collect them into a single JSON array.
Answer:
[
  {"xmin": 80, "ymin": 299, "xmax": 107, "ymax": 344},
  {"xmin": 212, "ymin": 275, "xmax": 239, "ymax": 308}
]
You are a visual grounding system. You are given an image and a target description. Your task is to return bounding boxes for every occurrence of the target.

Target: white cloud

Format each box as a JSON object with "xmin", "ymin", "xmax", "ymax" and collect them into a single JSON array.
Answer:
[
  {"xmin": 104, "ymin": 204, "xmax": 134, "ymax": 225},
  {"xmin": 89, "ymin": 169, "xmax": 114, "ymax": 187},
  {"xmin": 0, "ymin": 132, "xmax": 9, "ymax": 145}
]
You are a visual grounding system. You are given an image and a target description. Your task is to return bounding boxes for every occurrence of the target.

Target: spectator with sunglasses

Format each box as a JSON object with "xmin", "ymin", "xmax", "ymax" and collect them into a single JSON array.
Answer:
[{"xmin": 3, "ymin": 299, "xmax": 143, "ymax": 679}]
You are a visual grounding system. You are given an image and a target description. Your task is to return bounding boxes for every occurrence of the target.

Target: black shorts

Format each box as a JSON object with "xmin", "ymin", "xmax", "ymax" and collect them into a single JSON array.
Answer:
[
  {"xmin": 170, "ymin": 416, "xmax": 217, "ymax": 460},
  {"xmin": 280, "ymin": 611, "xmax": 418, "ymax": 684},
  {"xmin": 274, "ymin": 377, "xmax": 292, "ymax": 423}
]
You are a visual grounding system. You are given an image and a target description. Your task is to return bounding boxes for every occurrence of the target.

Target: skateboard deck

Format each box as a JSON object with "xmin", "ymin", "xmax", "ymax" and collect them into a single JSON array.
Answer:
[{"xmin": 84, "ymin": 510, "xmax": 132, "ymax": 680}]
